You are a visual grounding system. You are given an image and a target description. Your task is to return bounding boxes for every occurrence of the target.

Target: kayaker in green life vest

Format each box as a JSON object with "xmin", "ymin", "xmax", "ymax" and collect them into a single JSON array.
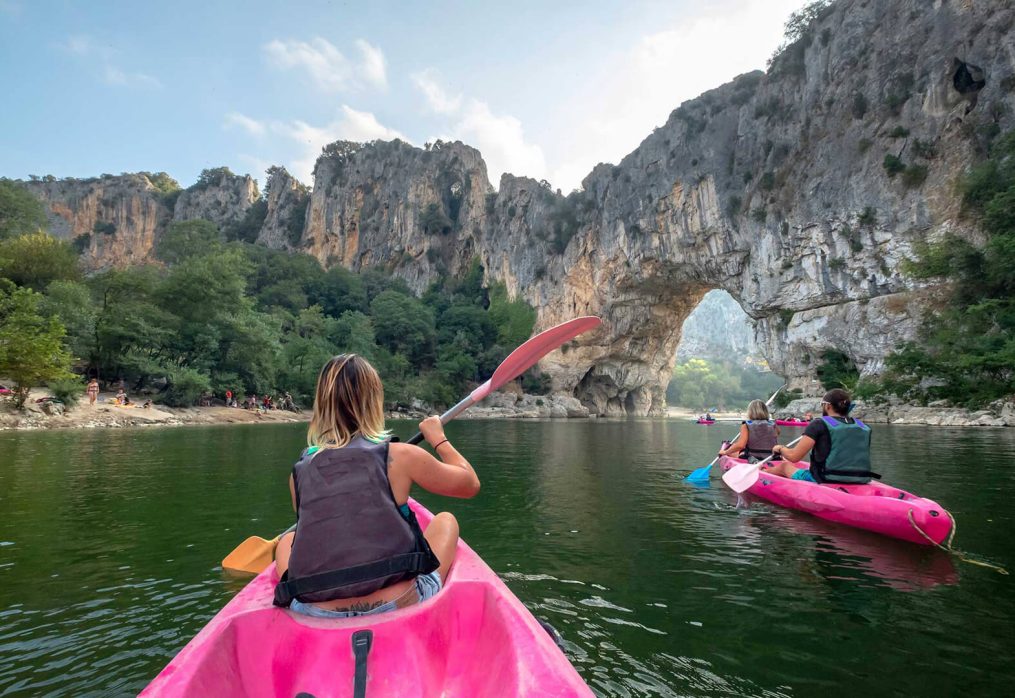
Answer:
[
  {"xmin": 718, "ymin": 399, "xmax": 781, "ymax": 462},
  {"xmin": 766, "ymin": 388, "xmax": 878, "ymax": 484},
  {"xmin": 273, "ymin": 354, "xmax": 481, "ymax": 617}
]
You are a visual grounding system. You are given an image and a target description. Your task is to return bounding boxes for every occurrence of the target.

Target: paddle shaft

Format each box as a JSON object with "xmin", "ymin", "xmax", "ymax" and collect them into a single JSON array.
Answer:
[
  {"xmin": 406, "ymin": 395, "xmax": 474, "ymax": 445},
  {"xmin": 404, "ymin": 316, "xmax": 601, "ymax": 446}
]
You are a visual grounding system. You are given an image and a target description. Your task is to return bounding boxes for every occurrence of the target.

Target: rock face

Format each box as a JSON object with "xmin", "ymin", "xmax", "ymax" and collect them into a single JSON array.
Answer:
[
  {"xmin": 676, "ymin": 289, "xmax": 759, "ymax": 365},
  {"xmin": 257, "ymin": 166, "xmax": 310, "ymax": 250},
  {"xmin": 173, "ymin": 170, "xmax": 259, "ymax": 229},
  {"xmin": 15, "ymin": 0, "xmax": 1015, "ymax": 415},
  {"xmin": 22, "ymin": 174, "xmax": 174, "ymax": 269}
]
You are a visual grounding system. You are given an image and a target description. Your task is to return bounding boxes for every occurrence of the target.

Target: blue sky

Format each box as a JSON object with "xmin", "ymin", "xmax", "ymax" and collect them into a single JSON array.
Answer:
[{"xmin": 0, "ymin": 0, "xmax": 804, "ymax": 191}]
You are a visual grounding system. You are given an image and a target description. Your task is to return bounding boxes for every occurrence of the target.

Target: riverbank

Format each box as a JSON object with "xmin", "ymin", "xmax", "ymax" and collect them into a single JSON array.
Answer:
[
  {"xmin": 0, "ymin": 387, "xmax": 595, "ymax": 431},
  {"xmin": 0, "ymin": 391, "xmax": 312, "ymax": 431},
  {"xmin": 775, "ymin": 398, "xmax": 1015, "ymax": 428}
]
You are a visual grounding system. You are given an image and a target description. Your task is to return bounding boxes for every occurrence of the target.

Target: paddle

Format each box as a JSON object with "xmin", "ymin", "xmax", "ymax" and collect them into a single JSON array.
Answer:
[
  {"xmin": 722, "ymin": 436, "xmax": 803, "ymax": 493},
  {"xmin": 684, "ymin": 383, "xmax": 785, "ymax": 482},
  {"xmin": 221, "ymin": 315, "xmax": 601, "ymax": 573},
  {"xmin": 222, "ymin": 524, "xmax": 296, "ymax": 575},
  {"xmin": 405, "ymin": 316, "xmax": 603, "ymax": 445}
]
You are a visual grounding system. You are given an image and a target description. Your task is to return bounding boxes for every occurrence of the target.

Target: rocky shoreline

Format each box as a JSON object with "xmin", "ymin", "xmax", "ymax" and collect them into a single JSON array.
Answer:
[
  {"xmin": 774, "ymin": 398, "xmax": 1015, "ymax": 428},
  {"xmin": 4, "ymin": 391, "xmax": 1012, "ymax": 432}
]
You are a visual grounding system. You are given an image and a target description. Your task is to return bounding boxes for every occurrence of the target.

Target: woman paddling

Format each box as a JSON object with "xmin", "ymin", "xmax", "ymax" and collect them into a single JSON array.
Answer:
[
  {"xmin": 766, "ymin": 388, "xmax": 877, "ymax": 484},
  {"xmin": 718, "ymin": 399, "xmax": 780, "ymax": 462},
  {"xmin": 273, "ymin": 354, "xmax": 480, "ymax": 617}
]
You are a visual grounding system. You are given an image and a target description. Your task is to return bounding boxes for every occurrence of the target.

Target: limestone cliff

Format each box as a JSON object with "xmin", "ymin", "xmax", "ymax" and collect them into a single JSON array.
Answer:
[
  {"xmin": 15, "ymin": 0, "xmax": 1015, "ymax": 414},
  {"xmin": 22, "ymin": 173, "xmax": 173, "ymax": 269},
  {"xmin": 257, "ymin": 166, "xmax": 309, "ymax": 250},
  {"xmin": 173, "ymin": 169, "xmax": 259, "ymax": 228}
]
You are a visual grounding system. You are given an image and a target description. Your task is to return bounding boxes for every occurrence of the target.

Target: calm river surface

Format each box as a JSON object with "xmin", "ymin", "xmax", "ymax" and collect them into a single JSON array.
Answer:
[{"xmin": 1, "ymin": 419, "xmax": 1013, "ymax": 697}]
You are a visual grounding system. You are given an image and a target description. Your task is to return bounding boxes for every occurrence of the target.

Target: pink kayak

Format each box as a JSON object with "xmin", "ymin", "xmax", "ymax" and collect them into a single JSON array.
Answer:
[
  {"xmin": 696, "ymin": 419, "xmax": 716, "ymax": 425},
  {"xmin": 142, "ymin": 501, "xmax": 592, "ymax": 697},
  {"xmin": 775, "ymin": 419, "xmax": 809, "ymax": 427},
  {"xmin": 718, "ymin": 456, "xmax": 954, "ymax": 546}
]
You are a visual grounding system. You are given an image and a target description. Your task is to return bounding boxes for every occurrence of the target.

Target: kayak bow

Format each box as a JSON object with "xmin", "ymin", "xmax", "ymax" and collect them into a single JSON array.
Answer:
[{"xmin": 142, "ymin": 501, "xmax": 592, "ymax": 697}]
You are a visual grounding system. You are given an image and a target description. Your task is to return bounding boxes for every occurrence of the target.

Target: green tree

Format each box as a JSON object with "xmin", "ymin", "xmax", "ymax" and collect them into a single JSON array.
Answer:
[
  {"xmin": 0, "ymin": 281, "xmax": 74, "ymax": 408},
  {"xmin": 0, "ymin": 232, "xmax": 80, "ymax": 290},
  {"xmin": 486, "ymin": 284, "xmax": 535, "ymax": 351},
  {"xmin": 0, "ymin": 179, "xmax": 47, "ymax": 240},
  {"xmin": 40, "ymin": 280, "xmax": 96, "ymax": 363},
  {"xmin": 155, "ymin": 220, "xmax": 221, "ymax": 264},
  {"xmin": 874, "ymin": 130, "xmax": 1015, "ymax": 405},
  {"xmin": 370, "ymin": 290, "xmax": 436, "ymax": 364}
]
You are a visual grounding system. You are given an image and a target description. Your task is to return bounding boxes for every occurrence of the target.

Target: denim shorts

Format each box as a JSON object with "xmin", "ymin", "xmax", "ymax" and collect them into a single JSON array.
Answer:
[
  {"xmin": 289, "ymin": 571, "xmax": 443, "ymax": 619},
  {"xmin": 791, "ymin": 468, "xmax": 816, "ymax": 482}
]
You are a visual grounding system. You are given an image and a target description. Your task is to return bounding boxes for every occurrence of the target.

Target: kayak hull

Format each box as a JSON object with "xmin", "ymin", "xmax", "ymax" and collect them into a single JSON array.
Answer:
[
  {"xmin": 775, "ymin": 419, "xmax": 809, "ymax": 427},
  {"xmin": 142, "ymin": 501, "xmax": 592, "ymax": 698},
  {"xmin": 696, "ymin": 419, "xmax": 716, "ymax": 425},
  {"xmin": 718, "ymin": 456, "xmax": 953, "ymax": 546}
]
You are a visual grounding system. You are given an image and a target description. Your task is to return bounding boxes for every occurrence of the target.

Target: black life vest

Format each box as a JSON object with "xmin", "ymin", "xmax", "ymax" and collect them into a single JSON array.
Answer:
[
  {"xmin": 817, "ymin": 416, "xmax": 879, "ymax": 484},
  {"xmin": 273, "ymin": 436, "xmax": 440, "ymax": 607},
  {"xmin": 743, "ymin": 420, "xmax": 778, "ymax": 460}
]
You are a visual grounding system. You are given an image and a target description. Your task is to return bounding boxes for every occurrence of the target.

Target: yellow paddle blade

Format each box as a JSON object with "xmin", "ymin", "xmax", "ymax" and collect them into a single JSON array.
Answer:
[{"xmin": 221, "ymin": 534, "xmax": 280, "ymax": 575}]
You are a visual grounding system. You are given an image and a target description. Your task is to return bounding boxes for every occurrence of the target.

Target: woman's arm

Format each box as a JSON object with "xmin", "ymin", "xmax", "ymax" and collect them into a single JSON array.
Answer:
[
  {"xmin": 289, "ymin": 474, "xmax": 296, "ymax": 512},
  {"xmin": 719, "ymin": 424, "xmax": 749, "ymax": 456},
  {"xmin": 772, "ymin": 436, "xmax": 814, "ymax": 462},
  {"xmin": 389, "ymin": 417, "xmax": 480, "ymax": 500}
]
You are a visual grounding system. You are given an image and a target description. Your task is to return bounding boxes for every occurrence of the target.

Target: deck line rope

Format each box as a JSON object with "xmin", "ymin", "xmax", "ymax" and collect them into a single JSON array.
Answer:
[{"xmin": 907, "ymin": 509, "xmax": 1007, "ymax": 575}]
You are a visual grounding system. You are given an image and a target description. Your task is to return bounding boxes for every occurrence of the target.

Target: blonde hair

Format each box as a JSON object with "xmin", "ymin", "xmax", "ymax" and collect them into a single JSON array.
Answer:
[
  {"xmin": 746, "ymin": 399, "xmax": 770, "ymax": 421},
  {"xmin": 307, "ymin": 354, "xmax": 390, "ymax": 449}
]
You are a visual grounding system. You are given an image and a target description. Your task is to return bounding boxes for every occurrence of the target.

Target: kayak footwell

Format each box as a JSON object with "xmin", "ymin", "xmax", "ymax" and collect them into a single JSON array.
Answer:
[{"xmin": 142, "ymin": 502, "xmax": 592, "ymax": 697}]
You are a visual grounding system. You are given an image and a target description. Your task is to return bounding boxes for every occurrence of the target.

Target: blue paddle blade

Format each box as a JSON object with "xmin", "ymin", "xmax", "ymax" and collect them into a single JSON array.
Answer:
[{"xmin": 685, "ymin": 464, "xmax": 713, "ymax": 482}]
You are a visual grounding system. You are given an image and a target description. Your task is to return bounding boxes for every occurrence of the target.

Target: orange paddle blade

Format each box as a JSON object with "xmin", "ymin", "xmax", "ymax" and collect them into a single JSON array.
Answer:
[{"xmin": 221, "ymin": 534, "xmax": 280, "ymax": 575}]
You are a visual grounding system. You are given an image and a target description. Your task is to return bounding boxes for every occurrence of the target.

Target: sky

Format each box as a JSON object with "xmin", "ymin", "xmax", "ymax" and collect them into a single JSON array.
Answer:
[{"xmin": 0, "ymin": 0, "xmax": 806, "ymax": 192}]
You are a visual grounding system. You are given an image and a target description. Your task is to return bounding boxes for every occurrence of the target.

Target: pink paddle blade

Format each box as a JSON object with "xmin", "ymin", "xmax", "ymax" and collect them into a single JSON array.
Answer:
[
  {"xmin": 470, "ymin": 316, "xmax": 601, "ymax": 402},
  {"xmin": 722, "ymin": 461, "xmax": 762, "ymax": 493}
]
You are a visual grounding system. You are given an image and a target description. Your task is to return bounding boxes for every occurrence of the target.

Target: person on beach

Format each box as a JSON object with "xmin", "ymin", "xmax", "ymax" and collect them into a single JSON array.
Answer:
[
  {"xmin": 718, "ymin": 399, "xmax": 780, "ymax": 462},
  {"xmin": 273, "ymin": 354, "xmax": 480, "ymax": 618},
  {"xmin": 767, "ymin": 389, "xmax": 877, "ymax": 484},
  {"xmin": 225, "ymin": 389, "xmax": 233, "ymax": 407},
  {"xmin": 115, "ymin": 388, "xmax": 127, "ymax": 405},
  {"xmin": 87, "ymin": 379, "xmax": 99, "ymax": 406}
]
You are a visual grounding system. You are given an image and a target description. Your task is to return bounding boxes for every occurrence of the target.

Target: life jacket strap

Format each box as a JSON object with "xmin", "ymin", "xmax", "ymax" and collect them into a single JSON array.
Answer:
[{"xmin": 274, "ymin": 551, "xmax": 438, "ymax": 607}]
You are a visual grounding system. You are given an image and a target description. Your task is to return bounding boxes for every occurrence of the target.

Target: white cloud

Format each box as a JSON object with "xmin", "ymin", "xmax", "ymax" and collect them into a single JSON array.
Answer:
[
  {"xmin": 263, "ymin": 37, "xmax": 387, "ymax": 92},
  {"xmin": 412, "ymin": 69, "xmax": 462, "ymax": 115},
  {"xmin": 545, "ymin": 0, "xmax": 804, "ymax": 190},
  {"xmin": 411, "ymin": 71, "xmax": 545, "ymax": 185},
  {"xmin": 103, "ymin": 65, "xmax": 162, "ymax": 89},
  {"xmin": 455, "ymin": 100, "xmax": 546, "ymax": 185},
  {"xmin": 59, "ymin": 34, "xmax": 162, "ymax": 89},
  {"xmin": 269, "ymin": 105, "xmax": 407, "ymax": 182},
  {"xmin": 355, "ymin": 39, "xmax": 387, "ymax": 90},
  {"xmin": 224, "ymin": 112, "xmax": 267, "ymax": 137}
]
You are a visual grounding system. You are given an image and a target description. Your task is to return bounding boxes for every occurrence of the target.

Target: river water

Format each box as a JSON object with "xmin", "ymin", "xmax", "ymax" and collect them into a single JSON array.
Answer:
[{"xmin": 1, "ymin": 419, "xmax": 1012, "ymax": 696}]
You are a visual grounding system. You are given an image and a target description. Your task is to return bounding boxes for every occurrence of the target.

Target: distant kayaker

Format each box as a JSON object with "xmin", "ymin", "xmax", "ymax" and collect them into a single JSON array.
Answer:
[
  {"xmin": 273, "ymin": 354, "xmax": 480, "ymax": 618},
  {"xmin": 767, "ymin": 389, "xmax": 877, "ymax": 484},
  {"xmin": 719, "ymin": 399, "xmax": 780, "ymax": 462}
]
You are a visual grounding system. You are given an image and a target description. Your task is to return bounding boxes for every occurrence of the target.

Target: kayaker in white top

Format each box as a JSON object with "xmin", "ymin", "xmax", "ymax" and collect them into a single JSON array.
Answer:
[
  {"xmin": 767, "ymin": 389, "xmax": 877, "ymax": 484},
  {"xmin": 717, "ymin": 399, "xmax": 780, "ymax": 461},
  {"xmin": 274, "ymin": 354, "xmax": 480, "ymax": 617}
]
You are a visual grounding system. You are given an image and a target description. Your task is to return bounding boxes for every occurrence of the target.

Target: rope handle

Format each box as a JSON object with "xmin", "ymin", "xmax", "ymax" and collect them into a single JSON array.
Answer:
[{"xmin": 907, "ymin": 510, "xmax": 1007, "ymax": 575}]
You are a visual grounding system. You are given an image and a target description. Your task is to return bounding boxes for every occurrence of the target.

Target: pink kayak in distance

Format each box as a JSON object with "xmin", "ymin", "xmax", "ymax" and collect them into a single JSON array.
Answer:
[
  {"xmin": 142, "ymin": 501, "xmax": 592, "ymax": 698},
  {"xmin": 718, "ymin": 456, "xmax": 954, "ymax": 546},
  {"xmin": 775, "ymin": 419, "xmax": 809, "ymax": 427},
  {"xmin": 696, "ymin": 418, "xmax": 716, "ymax": 425}
]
